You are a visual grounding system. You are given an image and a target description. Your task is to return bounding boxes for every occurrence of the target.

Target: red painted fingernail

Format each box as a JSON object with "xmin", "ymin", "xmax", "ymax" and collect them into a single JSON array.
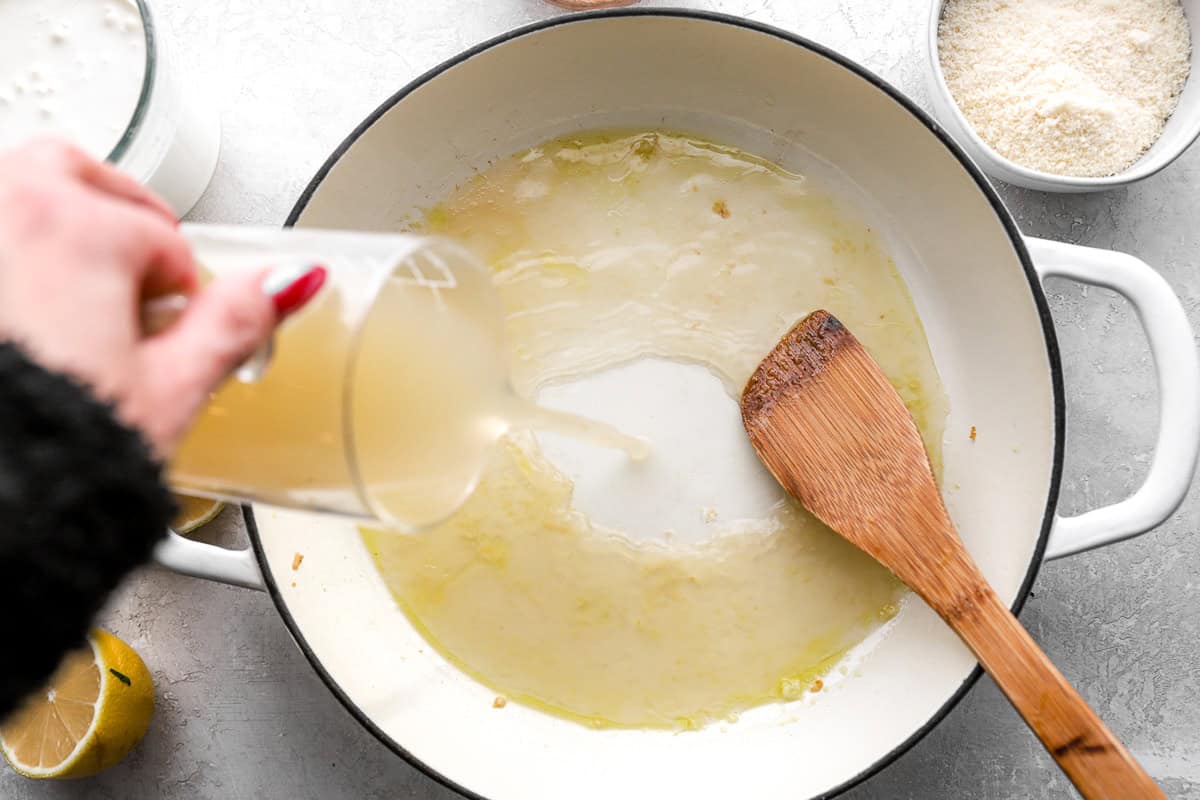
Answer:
[{"xmin": 268, "ymin": 264, "xmax": 327, "ymax": 318}]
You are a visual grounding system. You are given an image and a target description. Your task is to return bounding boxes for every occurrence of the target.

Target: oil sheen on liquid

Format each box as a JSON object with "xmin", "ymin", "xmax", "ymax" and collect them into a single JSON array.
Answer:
[{"xmin": 362, "ymin": 131, "xmax": 948, "ymax": 729}]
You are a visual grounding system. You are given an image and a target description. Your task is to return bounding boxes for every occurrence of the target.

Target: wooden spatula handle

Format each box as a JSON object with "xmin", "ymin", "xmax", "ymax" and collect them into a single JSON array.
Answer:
[
  {"xmin": 741, "ymin": 311, "xmax": 1161, "ymax": 796},
  {"xmin": 945, "ymin": 584, "xmax": 1164, "ymax": 799}
]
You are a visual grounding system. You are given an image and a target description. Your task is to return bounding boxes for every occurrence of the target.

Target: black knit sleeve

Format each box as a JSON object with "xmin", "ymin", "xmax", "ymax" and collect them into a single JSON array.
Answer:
[{"xmin": 0, "ymin": 343, "xmax": 174, "ymax": 718}]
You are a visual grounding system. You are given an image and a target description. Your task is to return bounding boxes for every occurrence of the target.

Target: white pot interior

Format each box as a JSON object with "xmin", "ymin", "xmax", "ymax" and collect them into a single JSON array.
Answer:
[{"xmin": 256, "ymin": 13, "xmax": 1059, "ymax": 800}]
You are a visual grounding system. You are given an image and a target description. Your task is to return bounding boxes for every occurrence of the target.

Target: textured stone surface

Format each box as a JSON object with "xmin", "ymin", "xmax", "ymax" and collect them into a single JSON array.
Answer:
[{"xmin": 4, "ymin": 0, "xmax": 1200, "ymax": 798}]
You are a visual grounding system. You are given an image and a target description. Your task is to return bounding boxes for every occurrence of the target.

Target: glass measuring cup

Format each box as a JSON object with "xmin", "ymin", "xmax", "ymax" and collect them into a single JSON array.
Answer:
[{"xmin": 169, "ymin": 224, "xmax": 511, "ymax": 530}]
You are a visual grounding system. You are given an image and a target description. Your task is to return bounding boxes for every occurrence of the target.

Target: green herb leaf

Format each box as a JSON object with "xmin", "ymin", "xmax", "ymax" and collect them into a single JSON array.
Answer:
[{"xmin": 109, "ymin": 668, "xmax": 132, "ymax": 686}]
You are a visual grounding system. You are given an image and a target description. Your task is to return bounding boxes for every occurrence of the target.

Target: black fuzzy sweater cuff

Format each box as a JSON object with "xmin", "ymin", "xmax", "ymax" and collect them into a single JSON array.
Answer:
[{"xmin": 0, "ymin": 343, "xmax": 173, "ymax": 718}]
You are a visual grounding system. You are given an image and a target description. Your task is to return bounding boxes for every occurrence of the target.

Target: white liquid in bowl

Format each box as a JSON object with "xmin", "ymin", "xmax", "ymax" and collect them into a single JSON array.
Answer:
[{"xmin": 0, "ymin": 0, "xmax": 147, "ymax": 159}]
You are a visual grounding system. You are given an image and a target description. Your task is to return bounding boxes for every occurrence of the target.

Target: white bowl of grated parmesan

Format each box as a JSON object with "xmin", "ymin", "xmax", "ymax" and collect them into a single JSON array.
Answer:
[{"xmin": 927, "ymin": 0, "xmax": 1200, "ymax": 192}]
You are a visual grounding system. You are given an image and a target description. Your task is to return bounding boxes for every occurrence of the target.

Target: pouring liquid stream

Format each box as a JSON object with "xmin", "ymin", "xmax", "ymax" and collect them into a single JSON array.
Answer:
[
  {"xmin": 359, "ymin": 391, "xmax": 650, "ymax": 523},
  {"xmin": 508, "ymin": 399, "xmax": 651, "ymax": 462},
  {"xmin": 346, "ymin": 268, "xmax": 651, "ymax": 528},
  {"xmin": 168, "ymin": 237, "xmax": 647, "ymax": 529}
]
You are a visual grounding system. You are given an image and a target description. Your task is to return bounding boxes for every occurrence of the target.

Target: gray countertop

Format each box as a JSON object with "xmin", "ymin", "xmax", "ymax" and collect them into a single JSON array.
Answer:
[{"xmin": 4, "ymin": 1, "xmax": 1200, "ymax": 798}]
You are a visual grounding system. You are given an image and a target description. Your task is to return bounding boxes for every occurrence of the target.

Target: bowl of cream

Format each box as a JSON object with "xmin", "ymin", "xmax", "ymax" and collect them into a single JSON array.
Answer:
[
  {"xmin": 0, "ymin": 0, "xmax": 220, "ymax": 214},
  {"xmin": 925, "ymin": 0, "xmax": 1200, "ymax": 192}
]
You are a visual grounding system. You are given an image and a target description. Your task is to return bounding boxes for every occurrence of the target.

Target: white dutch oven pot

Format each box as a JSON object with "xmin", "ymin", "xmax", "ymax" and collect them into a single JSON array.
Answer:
[{"xmin": 153, "ymin": 11, "xmax": 1200, "ymax": 799}]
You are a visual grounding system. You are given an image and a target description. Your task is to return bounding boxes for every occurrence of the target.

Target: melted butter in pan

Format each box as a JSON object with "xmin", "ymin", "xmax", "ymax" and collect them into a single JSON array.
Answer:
[{"xmin": 363, "ymin": 131, "xmax": 947, "ymax": 729}]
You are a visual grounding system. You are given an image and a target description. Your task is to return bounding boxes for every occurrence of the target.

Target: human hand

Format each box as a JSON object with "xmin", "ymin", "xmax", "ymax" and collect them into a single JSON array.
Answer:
[{"xmin": 0, "ymin": 139, "xmax": 313, "ymax": 457}]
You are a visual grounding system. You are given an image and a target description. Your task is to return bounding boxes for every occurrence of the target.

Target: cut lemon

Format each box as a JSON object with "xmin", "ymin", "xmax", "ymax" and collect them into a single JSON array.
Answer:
[
  {"xmin": 172, "ymin": 493, "xmax": 223, "ymax": 533},
  {"xmin": 1, "ymin": 629, "xmax": 154, "ymax": 779}
]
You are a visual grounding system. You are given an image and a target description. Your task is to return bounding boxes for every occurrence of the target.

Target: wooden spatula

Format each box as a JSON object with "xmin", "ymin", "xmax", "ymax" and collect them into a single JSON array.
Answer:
[{"xmin": 741, "ymin": 310, "xmax": 1163, "ymax": 800}]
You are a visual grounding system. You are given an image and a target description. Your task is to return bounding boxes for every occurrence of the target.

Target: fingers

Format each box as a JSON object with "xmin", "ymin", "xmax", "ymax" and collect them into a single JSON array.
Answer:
[
  {"xmin": 133, "ymin": 269, "xmax": 278, "ymax": 452},
  {"xmin": 2, "ymin": 137, "xmax": 194, "ymax": 294},
  {"xmin": 16, "ymin": 137, "xmax": 177, "ymax": 223},
  {"xmin": 77, "ymin": 155, "xmax": 177, "ymax": 223},
  {"xmin": 117, "ymin": 208, "xmax": 197, "ymax": 297},
  {"xmin": 131, "ymin": 265, "xmax": 330, "ymax": 456},
  {"xmin": 143, "ymin": 268, "xmax": 277, "ymax": 395}
]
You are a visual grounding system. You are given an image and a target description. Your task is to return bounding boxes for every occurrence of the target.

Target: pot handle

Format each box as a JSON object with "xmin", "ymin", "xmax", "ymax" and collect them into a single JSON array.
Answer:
[
  {"xmin": 152, "ymin": 528, "xmax": 265, "ymax": 591},
  {"xmin": 1026, "ymin": 237, "xmax": 1200, "ymax": 559}
]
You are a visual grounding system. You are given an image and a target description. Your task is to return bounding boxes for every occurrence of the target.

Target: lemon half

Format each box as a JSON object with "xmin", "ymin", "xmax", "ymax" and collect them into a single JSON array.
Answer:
[
  {"xmin": 172, "ymin": 494, "xmax": 224, "ymax": 533},
  {"xmin": 0, "ymin": 629, "xmax": 154, "ymax": 779}
]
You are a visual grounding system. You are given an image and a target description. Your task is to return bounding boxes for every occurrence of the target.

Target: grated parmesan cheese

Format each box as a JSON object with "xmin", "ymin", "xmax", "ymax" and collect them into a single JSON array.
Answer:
[{"xmin": 938, "ymin": 0, "xmax": 1192, "ymax": 177}]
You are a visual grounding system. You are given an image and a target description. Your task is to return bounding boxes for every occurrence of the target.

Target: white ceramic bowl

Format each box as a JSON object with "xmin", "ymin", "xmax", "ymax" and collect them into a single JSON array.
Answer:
[
  {"xmin": 114, "ymin": 0, "xmax": 221, "ymax": 216},
  {"xmin": 925, "ymin": 0, "xmax": 1200, "ymax": 192}
]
